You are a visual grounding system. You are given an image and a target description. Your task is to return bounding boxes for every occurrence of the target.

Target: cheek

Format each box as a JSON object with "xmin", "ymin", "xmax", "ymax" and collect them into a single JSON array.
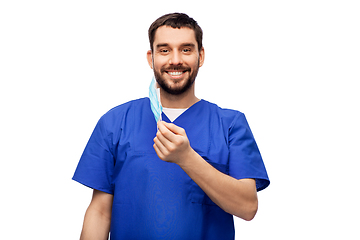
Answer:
[
  {"xmin": 184, "ymin": 56, "xmax": 199, "ymax": 67},
  {"xmin": 153, "ymin": 57, "xmax": 168, "ymax": 70}
]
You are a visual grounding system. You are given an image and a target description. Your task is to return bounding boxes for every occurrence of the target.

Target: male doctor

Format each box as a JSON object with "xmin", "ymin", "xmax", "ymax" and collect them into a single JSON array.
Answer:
[{"xmin": 73, "ymin": 13, "xmax": 269, "ymax": 240}]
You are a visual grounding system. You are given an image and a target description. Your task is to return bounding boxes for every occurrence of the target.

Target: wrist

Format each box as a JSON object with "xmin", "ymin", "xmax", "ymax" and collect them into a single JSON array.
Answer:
[{"xmin": 177, "ymin": 147, "xmax": 201, "ymax": 169}]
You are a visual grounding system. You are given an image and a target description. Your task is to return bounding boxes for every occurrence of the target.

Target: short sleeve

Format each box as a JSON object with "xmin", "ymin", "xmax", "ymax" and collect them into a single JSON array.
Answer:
[
  {"xmin": 228, "ymin": 113, "xmax": 270, "ymax": 191},
  {"xmin": 72, "ymin": 115, "xmax": 115, "ymax": 194}
]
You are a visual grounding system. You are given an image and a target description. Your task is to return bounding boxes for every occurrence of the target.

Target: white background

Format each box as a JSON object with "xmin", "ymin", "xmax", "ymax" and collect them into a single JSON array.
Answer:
[{"xmin": 1, "ymin": 0, "xmax": 359, "ymax": 239}]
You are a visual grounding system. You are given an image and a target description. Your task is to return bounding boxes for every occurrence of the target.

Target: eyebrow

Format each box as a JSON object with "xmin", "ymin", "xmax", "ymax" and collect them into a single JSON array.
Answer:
[
  {"xmin": 155, "ymin": 43, "xmax": 196, "ymax": 49},
  {"xmin": 181, "ymin": 43, "xmax": 196, "ymax": 48},
  {"xmin": 156, "ymin": 43, "xmax": 169, "ymax": 49}
]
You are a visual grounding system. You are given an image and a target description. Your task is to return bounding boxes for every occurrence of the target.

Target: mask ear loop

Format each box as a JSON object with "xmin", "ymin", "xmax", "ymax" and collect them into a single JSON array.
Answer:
[
  {"xmin": 149, "ymin": 77, "xmax": 163, "ymax": 126},
  {"xmin": 150, "ymin": 57, "xmax": 162, "ymax": 126},
  {"xmin": 156, "ymin": 85, "xmax": 162, "ymax": 122}
]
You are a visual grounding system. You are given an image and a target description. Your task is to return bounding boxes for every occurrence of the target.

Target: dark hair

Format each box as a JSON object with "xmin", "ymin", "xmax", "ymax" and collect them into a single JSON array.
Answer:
[{"xmin": 148, "ymin": 13, "xmax": 203, "ymax": 52}]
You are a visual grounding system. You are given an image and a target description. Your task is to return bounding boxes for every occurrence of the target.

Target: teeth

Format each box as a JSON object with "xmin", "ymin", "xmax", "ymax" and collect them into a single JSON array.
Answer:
[{"xmin": 168, "ymin": 71, "xmax": 183, "ymax": 76}]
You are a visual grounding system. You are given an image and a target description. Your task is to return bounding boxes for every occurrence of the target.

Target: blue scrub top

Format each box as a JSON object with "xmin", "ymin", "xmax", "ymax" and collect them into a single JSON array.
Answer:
[{"xmin": 73, "ymin": 98, "xmax": 269, "ymax": 240}]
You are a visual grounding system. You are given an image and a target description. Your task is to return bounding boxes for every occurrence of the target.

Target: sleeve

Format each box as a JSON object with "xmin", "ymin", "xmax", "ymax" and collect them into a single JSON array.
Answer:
[
  {"xmin": 72, "ymin": 115, "xmax": 115, "ymax": 194},
  {"xmin": 228, "ymin": 112, "xmax": 270, "ymax": 191}
]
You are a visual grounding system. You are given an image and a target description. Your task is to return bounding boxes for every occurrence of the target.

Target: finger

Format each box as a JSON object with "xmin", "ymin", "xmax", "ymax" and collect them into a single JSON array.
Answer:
[
  {"xmin": 160, "ymin": 121, "xmax": 186, "ymax": 136},
  {"xmin": 156, "ymin": 129, "xmax": 179, "ymax": 156},
  {"xmin": 157, "ymin": 121, "xmax": 178, "ymax": 142},
  {"xmin": 155, "ymin": 129, "xmax": 169, "ymax": 146},
  {"xmin": 153, "ymin": 134, "xmax": 169, "ymax": 156},
  {"xmin": 153, "ymin": 142, "xmax": 165, "ymax": 160}
]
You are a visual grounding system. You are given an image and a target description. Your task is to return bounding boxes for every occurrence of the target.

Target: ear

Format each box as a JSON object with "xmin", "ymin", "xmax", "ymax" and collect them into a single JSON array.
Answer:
[
  {"xmin": 199, "ymin": 47, "xmax": 205, "ymax": 67},
  {"xmin": 147, "ymin": 50, "xmax": 153, "ymax": 69}
]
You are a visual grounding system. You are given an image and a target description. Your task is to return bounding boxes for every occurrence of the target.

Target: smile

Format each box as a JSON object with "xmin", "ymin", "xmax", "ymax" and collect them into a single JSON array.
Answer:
[{"xmin": 167, "ymin": 71, "xmax": 184, "ymax": 76}]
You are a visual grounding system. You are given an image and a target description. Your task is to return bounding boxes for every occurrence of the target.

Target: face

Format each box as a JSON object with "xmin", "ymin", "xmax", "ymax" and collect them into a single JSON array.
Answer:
[{"xmin": 147, "ymin": 26, "xmax": 204, "ymax": 95}]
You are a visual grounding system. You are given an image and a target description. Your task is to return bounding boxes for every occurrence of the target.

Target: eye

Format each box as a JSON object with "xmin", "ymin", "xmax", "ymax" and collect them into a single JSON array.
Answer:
[
  {"xmin": 182, "ymin": 48, "xmax": 191, "ymax": 53},
  {"xmin": 160, "ymin": 49, "xmax": 169, "ymax": 54}
]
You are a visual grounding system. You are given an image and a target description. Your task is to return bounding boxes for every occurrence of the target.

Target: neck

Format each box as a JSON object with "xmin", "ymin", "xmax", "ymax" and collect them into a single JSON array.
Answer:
[{"xmin": 160, "ymin": 85, "xmax": 199, "ymax": 108}]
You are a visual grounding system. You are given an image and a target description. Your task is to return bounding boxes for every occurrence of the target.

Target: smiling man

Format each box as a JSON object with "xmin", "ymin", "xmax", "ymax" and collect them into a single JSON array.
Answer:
[
  {"xmin": 73, "ymin": 13, "xmax": 269, "ymax": 240},
  {"xmin": 149, "ymin": 25, "xmax": 203, "ymax": 98}
]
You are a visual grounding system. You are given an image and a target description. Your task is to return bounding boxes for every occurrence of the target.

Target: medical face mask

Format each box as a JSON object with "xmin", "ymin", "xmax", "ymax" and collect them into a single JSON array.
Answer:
[{"xmin": 149, "ymin": 77, "xmax": 162, "ymax": 122}]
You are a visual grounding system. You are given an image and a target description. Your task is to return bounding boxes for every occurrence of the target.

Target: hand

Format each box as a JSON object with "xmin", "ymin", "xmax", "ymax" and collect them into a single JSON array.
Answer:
[{"xmin": 153, "ymin": 121, "xmax": 193, "ymax": 164}]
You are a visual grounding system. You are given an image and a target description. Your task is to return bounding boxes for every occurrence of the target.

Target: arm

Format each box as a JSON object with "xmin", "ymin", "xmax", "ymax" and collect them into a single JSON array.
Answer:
[
  {"xmin": 80, "ymin": 190, "xmax": 113, "ymax": 240},
  {"xmin": 177, "ymin": 151, "xmax": 258, "ymax": 221},
  {"xmin": 153, "ymin": 121, "xmax": 258, "ymax": 221}
]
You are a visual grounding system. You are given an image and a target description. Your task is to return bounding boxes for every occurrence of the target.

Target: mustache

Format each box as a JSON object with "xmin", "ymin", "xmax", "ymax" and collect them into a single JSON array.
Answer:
[{"xmin": 161, "ymin": 66, "xmax": 191, "ymax": 72}]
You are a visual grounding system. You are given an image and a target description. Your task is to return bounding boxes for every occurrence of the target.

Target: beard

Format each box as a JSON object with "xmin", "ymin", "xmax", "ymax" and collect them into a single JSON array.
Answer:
[{"xmin": 153, "ymin": 59, "xmax": 200, "ymax": 95}]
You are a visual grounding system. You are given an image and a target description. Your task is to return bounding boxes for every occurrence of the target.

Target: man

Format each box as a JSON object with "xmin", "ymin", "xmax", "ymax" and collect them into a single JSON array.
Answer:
[{"xmin": 73, "ymin": 13, "xmax": 269, "ymax": 240}]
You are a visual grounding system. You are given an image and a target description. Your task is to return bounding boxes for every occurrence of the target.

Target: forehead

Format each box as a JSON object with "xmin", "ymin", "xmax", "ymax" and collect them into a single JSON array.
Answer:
[{"xmin": 153, "ymin": 26, "xmax": 197, "ymax": 48}]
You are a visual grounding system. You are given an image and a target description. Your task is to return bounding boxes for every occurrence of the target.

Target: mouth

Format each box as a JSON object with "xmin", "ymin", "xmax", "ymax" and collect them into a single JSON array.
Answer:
[
  {"xmin": 167, "ymin": 71, "xmax": 185, "ymax": 76},
  {"xmin": 165, "ymin": 69, "xmax": 189, "ymax": 79}
]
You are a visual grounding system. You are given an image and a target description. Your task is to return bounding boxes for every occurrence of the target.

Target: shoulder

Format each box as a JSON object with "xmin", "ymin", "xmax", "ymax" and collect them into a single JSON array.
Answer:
[
  {"xmin": 96, "ymin": 98, "xmax": 149, "ymax": 129},
  {"xmin": 101, "ymin": 98, "xmax": 148, "ymax": 119},
  {"xmin": 106, "ymin": 98, "xmax": 148, "ymax": 115},
  {"xmin": 201, "ymin": 100, "xmax": 245, "ymax": 128}
]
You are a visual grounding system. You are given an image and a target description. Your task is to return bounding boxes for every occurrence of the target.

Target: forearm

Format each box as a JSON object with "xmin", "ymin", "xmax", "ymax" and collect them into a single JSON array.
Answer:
[
  {"xmin": 80, "ymin": 203, "xmax": 111, "ymax": 240},
  {"xmin": 178, "ymin": 149, "xmax": 258, "ymax": 221},
  {"xmin": 153, "ymin": 121, "xmax": 258, "ymax": 220}
]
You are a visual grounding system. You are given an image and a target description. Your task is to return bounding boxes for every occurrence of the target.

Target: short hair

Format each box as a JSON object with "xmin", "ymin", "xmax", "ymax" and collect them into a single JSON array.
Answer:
[{"xmin": 148, "ymin": 13, "xmax": 203, "ymax": 52}]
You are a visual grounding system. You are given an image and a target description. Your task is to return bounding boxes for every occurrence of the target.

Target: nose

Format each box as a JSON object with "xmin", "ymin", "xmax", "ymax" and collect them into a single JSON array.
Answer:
[{"xmin": 169, "ymin": 50, "xmax": 183, "ymax": 65}]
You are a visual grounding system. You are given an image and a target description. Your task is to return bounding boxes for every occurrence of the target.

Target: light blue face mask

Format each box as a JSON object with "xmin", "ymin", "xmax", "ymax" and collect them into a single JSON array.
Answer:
[{"xmin": 149, "ymin": 77, "xmax": 162, "ymax": 122}]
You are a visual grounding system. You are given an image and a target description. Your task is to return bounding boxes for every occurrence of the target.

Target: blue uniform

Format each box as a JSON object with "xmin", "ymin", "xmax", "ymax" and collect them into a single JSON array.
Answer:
[{"xmin": 73, "ymin": 98, "xmax": 269, "ymax": 240}]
